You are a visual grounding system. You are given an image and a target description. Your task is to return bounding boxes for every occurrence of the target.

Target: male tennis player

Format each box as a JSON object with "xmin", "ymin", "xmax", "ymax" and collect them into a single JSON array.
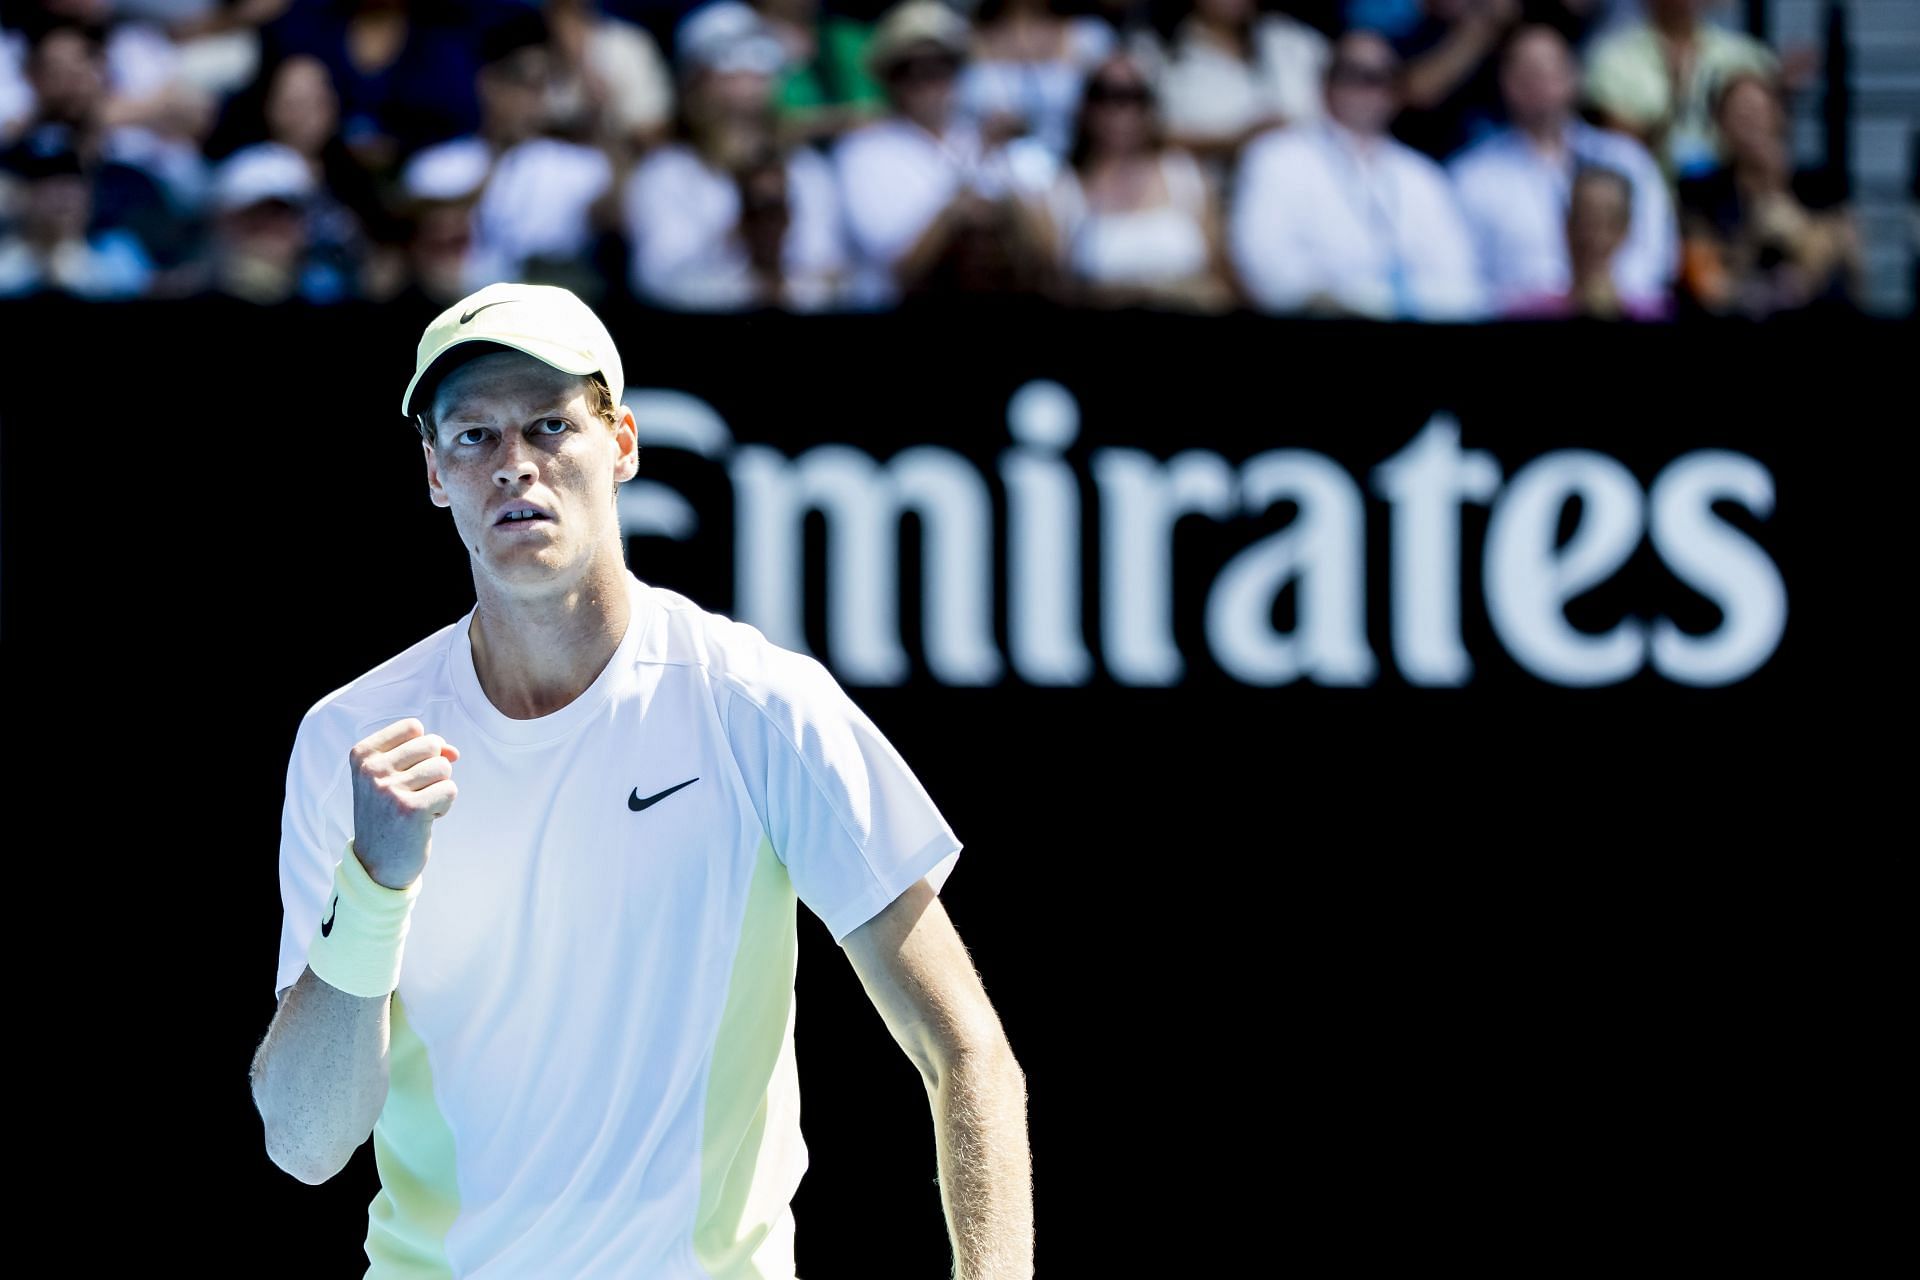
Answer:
[{"xmin": 248, "ymin": 282, "xmax": 1033, "ymax": 1279}]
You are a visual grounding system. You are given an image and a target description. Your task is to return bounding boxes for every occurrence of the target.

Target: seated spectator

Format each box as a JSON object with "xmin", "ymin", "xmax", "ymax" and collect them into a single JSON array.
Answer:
[
  {"xmin": 542, "ymin": 0, "xmax": 675, "ymax": 155},
  {"xmin": 1677, "ymin": 70, "xmax": 1859, "ymax": 317},
  {"xmin": 1229, "ymin": 30, "xmax": 1483, "ymax": 318},
  {"xmin": 752, "ymin": 0, "xmax": 886, "ymax": 146},
  {"xmin": 956, "ymin": 0, "xmax": 1115, "ymax": 161},
  {"xmin": 1449, "ymin": 23, "xmax": 1673, "ymax": 312},
  {"xmin": 1506, "ymin": 164, "xmax": 1670, "ymax": 317},
  {"xmin": 1582, "ymin": 0, "xmax": 1776, "ymax": 179},
  {"xmin": 1388, "ymin": 0, "xmax": 1601, "ymax": 161},
  {"xmin": 5, "ymin": 20, "xmax": 202, "ymax": 269},
  {"xmin": 834, "ymin": 0, "xmax": 1055, "ymax": 307},
  {"xmin": 398, "ymin": 12, "xmax": 614, "ymax": 296},
  {"xmin": 1034, "ymin": 53, "xmax": 1236, "ymax": 311},
  {"xmin": 259, "ymin": 0, "xmax": 489, "ymax": 174},
  {"xmin": 207, "ymin": 140, "xmax": 355, "ymax": 301},
  {"xmin": 0, "ymin": 139, "xmax": 151, "ymax": 297},
  {"xmin": 1153, "ymin": 0, "xmax": 1329, "ymax": 174},
  {"xmin": 623, "ymin": 0, "xmax": 844, "ymax": 309}
]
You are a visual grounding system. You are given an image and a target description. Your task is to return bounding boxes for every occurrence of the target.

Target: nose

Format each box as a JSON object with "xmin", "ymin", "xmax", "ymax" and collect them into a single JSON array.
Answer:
[{"xmin": 493, "ymin": 430, "xmax": 538, "ymax": 490}]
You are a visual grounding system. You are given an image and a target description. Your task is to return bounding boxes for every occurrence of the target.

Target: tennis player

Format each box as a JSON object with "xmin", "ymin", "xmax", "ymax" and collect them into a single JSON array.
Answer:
[{"xmin": 248, "ymin": 282, "xmax": 1033, "ymax": 1278}]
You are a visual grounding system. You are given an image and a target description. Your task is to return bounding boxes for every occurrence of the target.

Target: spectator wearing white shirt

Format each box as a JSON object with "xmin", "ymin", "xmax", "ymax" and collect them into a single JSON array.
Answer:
[
  {"xmin": 0, "ymin": 140, "xmax": 151, "ymax": 298},
  {"xmin": 542, "ymin": 0, "xmax": 676, "ymax": 156},
  {"xmin": 398, "ymin": 12, "xmax": 613, "ymax": 296},
  {"xmin": 1228, "ymin": 30, "xmax": 1484, "ymax": 319},
  {"xmin": 1153, "ymin": 0, "xmax": 1330, "ymax": 174},
  {"xmin": 623, "ymin": 0, "xmax": 846, "ymax": 309},
  {"xmin": 1448, "ymin": 23, "xmax": 1674, "ymax": 314},
  {"xmin": 834, "ymin": 0, "xmax": 1055, "ymax": 307}
]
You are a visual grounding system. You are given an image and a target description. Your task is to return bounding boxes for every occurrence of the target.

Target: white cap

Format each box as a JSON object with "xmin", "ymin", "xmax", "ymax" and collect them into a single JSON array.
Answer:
[
  {"xmin": 402, "ymin": 281, "xmax": 625, "ymax": 420},
  {"xmin": 213, "ymin": 142, "xmax": 315, "ymax": 212},
  {"xmin": 676, "ymin": 1, "xmax": 786, "ymax": 77}
]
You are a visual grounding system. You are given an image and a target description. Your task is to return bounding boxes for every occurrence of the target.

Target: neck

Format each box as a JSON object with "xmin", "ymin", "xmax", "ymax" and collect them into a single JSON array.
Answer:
[
  {"xmin": 467, "ymin": 557, "xmax": 632, "ymax": 720},
  {"xmin": 1652, "ymin": 13, "xmax": 1694, "ymax": 41},
  {"xmin": 1519, "ymin": 116, "xmax": 1567, "ymax": 152},
  {"xmin": 1328, "ymin": 117, "xmax": 1382, "ymax": 156}
]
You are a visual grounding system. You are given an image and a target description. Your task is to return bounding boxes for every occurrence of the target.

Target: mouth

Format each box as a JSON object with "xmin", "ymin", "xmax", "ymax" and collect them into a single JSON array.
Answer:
[{"xmin": 495, "ymin": 503, "xmax": 554, "ymax": 526}]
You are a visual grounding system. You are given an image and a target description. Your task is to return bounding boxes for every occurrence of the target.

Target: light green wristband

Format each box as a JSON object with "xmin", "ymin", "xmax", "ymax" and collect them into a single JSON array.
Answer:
[{"xmin": 306, "ymin": 839, "xmax": 422, "ymax": 998}]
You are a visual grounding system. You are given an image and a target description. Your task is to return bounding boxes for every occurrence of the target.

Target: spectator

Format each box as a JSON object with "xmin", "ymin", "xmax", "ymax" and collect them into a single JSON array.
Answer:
[
  {"xmin": 956, "ymin": 0, "xmax": 1115, "ymax": 161},
  {"xmin": 1582, "ymin": 0, "xmax": 1776, "ymax": 179},
  {"xmin": 0, "ymin": 139, "xmax": 151, "ymax": 296},
  {"xmin": 206, "ymin": 139, "xmax": 351, "ymax": 301},
  {"xmin": 1229, "ymin": 30, "xmax": 1483, "ymax": 318},
  {"xmin": 752, "ymin": 0, "xmax": 886, "ymax": 146},
  {"xmin": 6, "ymin": 21, "xmax": 201, "ymax": 269},
  {"xmin": 1153, "ymin": 0, "xmax": 1330, "ymax": 175},
  {"xmin": 1506, "ymin": 164, "xmax": 1669, "ymax": 317},
  {"xmin": 1676, "ymin": 70, "xmax": 1859, "ymax": 317},
  {"xmin": 623, "ymin": 0, "xmax": 845, "ymax": 309},
  {"xmin": 1391, "ymin": 0, "xmax": 1604, "ymax": 161},
  {"xmin": 542, "ymin": 0, "xmax": 675, "ymax": 155},
  {"xmin": 1449, "ymin": 22, "xmax": 1673, "ymax": 313},
  {"xmin": 1034, "ymin": 52, "xmax": 1236, "ymax": 311},
  {"xmin": 834, "ymin": 0, "xmax": 1055, "ymax": 307},
  {"xmin": 260, "ymin": 0, "xmax": 491, "ymax": 174},
  {"xmin": 399, "ymin": 12, "xmax": 614, "ymax": 296}
]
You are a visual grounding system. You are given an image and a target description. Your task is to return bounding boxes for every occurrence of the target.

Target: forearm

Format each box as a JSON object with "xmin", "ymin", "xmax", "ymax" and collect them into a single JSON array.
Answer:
[
  {"xmin": 929, "ymin": 1041, "xmax": 1033, "ymax": 1280},
  {"xmin": 250, "ymin": 966, "xmax": 394, "ymax": 1184}
]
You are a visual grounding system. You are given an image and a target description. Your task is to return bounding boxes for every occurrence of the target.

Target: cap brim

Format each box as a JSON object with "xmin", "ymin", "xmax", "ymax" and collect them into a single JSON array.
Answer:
[{"xmin": 402, "ymin": 334, "xmax": 604, "ymax": 419}]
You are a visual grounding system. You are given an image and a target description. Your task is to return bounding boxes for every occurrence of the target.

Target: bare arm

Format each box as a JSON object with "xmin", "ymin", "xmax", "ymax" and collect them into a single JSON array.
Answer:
[
  {"xmin": 252, "ymin": 718, "xmax": 460, "ymax": 1184},
  {"xmin": 249, "ymin": 967, "xmax": 395, "ymax": 1184},
  {"xmin": 1400, "ymin": 0, "xmax": 1517, "ymax": 112},
  {"xmin": 843, "ymin": 877, "xmax": 1033, "ymax": 1280}
]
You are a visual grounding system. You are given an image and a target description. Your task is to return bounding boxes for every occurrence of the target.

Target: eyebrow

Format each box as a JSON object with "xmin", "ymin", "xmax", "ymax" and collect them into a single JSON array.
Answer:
[{"xmin": 437, "ymin": 399, "xmax": 578, "ymax": 426}]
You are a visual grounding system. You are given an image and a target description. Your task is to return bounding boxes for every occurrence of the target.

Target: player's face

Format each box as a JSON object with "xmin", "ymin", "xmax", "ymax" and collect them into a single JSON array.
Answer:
[{"xmin": 423, "ymin": 349, "xmax": 638, "ymax": 591}]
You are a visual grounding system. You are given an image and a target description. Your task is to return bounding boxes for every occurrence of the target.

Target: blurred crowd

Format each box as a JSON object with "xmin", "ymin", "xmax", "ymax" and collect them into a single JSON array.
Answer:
[{"xmin": 0, "ymin": 0, "xmax": 1867, "ymax": 319}]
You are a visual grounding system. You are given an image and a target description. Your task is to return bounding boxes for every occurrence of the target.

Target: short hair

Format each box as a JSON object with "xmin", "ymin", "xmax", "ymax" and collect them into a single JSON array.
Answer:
[
  {"xmin": 415, "ymin": 351, "xmax": 622, "ymax": 448},
  {"xmin": 1570, "ymin": 163, "xmax": 1634, "ymax": 221}
]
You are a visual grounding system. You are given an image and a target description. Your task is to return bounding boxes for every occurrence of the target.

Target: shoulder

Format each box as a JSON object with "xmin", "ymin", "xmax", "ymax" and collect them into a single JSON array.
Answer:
[
  {"xmin": 835, "ymin": 118, "xmax": 909, "ymax": 166},
  {"xmin": 1390, "ymin": 137, "xmax": 1455, "ymax": 190},
  {"xmin": 1255, "ymin": 14, "xmax": 1330, "ymax": 57},
  {"xmin": 1446, "ymin": 130, "xmax": 1513, "ymax": 183},
  {"xmin": 1572, "ymin": 122, "xmax": 1659, "ymax": 176},
  {"xmin": 1066, "ymin": 16, "xmax": 1116, "ymax": 63},
  {"xmin": 636, "ymin": 583, "xmax": 842, "ymax": 717},
  {"xmin": 289, "ymin": 618, "xmax": 465, "ymax": 764}
]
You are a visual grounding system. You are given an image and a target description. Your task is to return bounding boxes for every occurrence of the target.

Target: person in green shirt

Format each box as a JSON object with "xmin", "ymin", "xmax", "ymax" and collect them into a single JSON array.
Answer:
[{"xmin": 755, "ymin": 0, "xmax": 889, "ymax": 144}]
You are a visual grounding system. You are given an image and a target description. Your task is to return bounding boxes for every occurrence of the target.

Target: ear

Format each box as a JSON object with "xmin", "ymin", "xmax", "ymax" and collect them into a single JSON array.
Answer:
[
  {"xmin": 422, "ymin": 432, "xmax": 451, "ymax": 508},
  {"xmin": 613, "ymin": 405, "xmax": 640, "ymax": 485}
]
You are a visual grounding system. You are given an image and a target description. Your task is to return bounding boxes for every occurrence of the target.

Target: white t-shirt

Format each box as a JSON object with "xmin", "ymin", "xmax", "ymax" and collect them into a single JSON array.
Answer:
[
  {"xmin": 274, "ymin": 568, "xmax": 963, "ymax": 1278},
  {"xmin": 1043, "ymin": 148, "xmax": 1211, "ymax": 287}
]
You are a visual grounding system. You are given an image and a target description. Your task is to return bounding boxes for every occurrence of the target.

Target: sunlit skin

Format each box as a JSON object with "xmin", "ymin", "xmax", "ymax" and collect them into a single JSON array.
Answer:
[{"xmin": 422, "ymin": 348, "xmax": 641, "ymax": 718}]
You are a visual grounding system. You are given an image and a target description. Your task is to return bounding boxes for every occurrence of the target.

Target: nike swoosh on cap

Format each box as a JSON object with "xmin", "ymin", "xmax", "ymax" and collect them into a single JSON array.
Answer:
[
  {"xmin": 460, "ymin": 299, "xmax": 514, "ymax": 324},
  {"xmin": 629, "ymin": 778, "xmax": 699, "ymax": 812}
]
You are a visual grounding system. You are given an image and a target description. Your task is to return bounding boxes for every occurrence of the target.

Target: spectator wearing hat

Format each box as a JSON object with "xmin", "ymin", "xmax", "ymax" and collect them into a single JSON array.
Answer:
[
  {"xmin": 1034, "ymin": 52, "xmax": 1237, "ymax": 311},
  {"xmin": 1152, "ymin": 0, "xmax": 1330, "ymax": 175},
  {"xmin": 205, "ymin": 139, "xmax": 362, "ymax": 302},
  {"xmin": 0, "ymin": 139, "xmax": 151, "ymax": 297},
  {"xmin": 833, "ymin": 0, "xmax": 1056, "ymax": 307},
  {"xmin": 1228, "ymin": 30, "xmax": 1484, "ymax": 319},
  {"xmin": 622, "ymin": 0, "xmax": 846, "ymax": 309},
  {"xmin": 954, "ymin": 0, "xmax": 1115, "ymax": 162},
  {"xmin": 752, "ymin": 0, "xmax": 886, "ymax": 147},
  {"xmin": 397, "ymin": 12, "xmax": 615, "ymax": 297},
  {"xmin": 1505, "ymin": 163, "xmax": 1671, "ymax": 318},
  {"xmin": 541, "ymin": 0, "xmax": 675, "ymax": 157},
  {"xmin": 1448, "ymin": 23, "xmax": 1674, "ymax": 314}
]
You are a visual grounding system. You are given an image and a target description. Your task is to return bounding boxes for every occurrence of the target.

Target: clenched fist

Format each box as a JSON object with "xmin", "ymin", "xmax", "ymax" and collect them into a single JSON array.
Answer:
[{"xmin": 349, "ymin": 718, "xmax": 460, "ymax": 890}]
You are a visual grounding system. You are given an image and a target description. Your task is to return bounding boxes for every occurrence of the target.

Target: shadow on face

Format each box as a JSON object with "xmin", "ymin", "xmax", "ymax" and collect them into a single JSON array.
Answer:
[{"xmin": 1324, "ymin": 32, "xmax": 1401, "ymax": 137}]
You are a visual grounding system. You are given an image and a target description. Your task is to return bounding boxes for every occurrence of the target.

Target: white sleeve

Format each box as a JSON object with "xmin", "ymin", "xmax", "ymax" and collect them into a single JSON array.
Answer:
[
  {"xmin": 1615, "ymin": 145, "xmax": 1679, "ymax": 304},
  {"xmin": 273, "ymin": 704, "xmax": 356, "ymax": 1001},
  {"xmin": 1406, "ymin": 157, "xmax": 1487, "ymax": 320},
  {"xmin": 1228, "ymin": 133, "xmax": 1321, "ymax": 312},
  {"xmin": 834, "ymin": 130, "xmax": 950, "ymax": 271},
  {"xmin": 722, "ymin": 652, "xmax": 963, "ymax": 945}
]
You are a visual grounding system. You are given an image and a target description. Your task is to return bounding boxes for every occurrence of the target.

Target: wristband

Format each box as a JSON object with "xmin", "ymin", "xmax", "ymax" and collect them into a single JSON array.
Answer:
[{"xmin": 306, "ymin": 838, "xmax": 423, "ymax": 998}]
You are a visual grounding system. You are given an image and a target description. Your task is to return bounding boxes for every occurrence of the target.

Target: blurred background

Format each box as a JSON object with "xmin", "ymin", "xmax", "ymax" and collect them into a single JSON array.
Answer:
[
  {"xmin": 0, "ymin": 0, "xmax": 1911, "ymax": 316},
  {"xmin": 0, "ymin": 0, "xmax": 1907, "ymax": 1275}
]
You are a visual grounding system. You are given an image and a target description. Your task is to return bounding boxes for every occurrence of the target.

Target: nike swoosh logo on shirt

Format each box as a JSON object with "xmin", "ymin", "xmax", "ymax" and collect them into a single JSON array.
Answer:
[
  {"xmin": 321, "ymin": 895, "xmax": 339, "ymax": 938},
  {"xmin": 460, "ymin": 299, "xmax": 513, "ymax": 324},
  {"xmin": 629, "ymin": 778, "xmax": 699, "ymax": 812}
]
